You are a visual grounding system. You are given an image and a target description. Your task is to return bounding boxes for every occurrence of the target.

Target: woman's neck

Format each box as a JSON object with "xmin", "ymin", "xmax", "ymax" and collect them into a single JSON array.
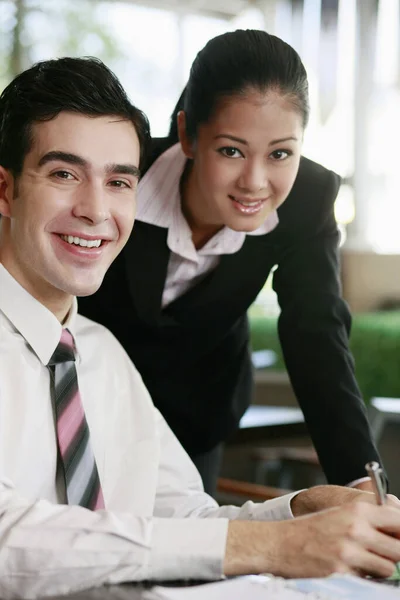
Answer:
[{"xmin": 180, "ymin": 161, "xmax": 223, "ymax": 250}]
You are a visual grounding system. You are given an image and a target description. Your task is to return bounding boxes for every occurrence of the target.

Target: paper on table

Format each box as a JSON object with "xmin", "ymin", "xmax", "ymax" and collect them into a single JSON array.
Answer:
[
  {"xmin": 145, "ymin": 575, "xmax": 331, "ymax": 600},
  {"xmin": 294, "ymin": 574, "xmax": 400, "ymax": 598},
  {"xmin": 145, "ymin": 574, "xmax": 400, "ymax": 600}
]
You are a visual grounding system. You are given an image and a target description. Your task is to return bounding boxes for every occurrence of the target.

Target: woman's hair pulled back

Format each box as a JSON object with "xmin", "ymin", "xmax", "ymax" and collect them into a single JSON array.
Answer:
[{"xmin": 169, "ymin": 29, "xmax": 309, "ymax": 142}]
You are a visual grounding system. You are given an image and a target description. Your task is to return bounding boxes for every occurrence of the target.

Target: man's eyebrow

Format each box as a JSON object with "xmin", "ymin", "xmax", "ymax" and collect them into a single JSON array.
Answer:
[
  {"xmin": 105, "ymin": 163, "xmax": 141, "ymax": 179},
  {"xmin": 38, "ymin": 151, "xmax": 88, "ymax": 168},
  {"xmin": 37, "ymin": 152, "xmax": 140, "ymax": 178}
]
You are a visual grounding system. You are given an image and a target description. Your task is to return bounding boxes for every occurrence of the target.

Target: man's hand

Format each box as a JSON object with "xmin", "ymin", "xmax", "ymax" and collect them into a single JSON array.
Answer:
[
  {"xmin": 224, "ymin": 502, "xmax": 400, "ymax": 579},
  {"xmin": 291, "ymin": 484, "xmax": 400, "ymax": 517},
  {"xmin": 353, "ymin": 480, "xmax": 375, "ymax": 493}
]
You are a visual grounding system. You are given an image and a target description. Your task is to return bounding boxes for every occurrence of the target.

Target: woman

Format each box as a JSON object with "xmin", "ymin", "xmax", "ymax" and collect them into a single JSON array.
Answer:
[{"xmin": 79, "ymin": 29, "xmax": 381, "ymax": 495}]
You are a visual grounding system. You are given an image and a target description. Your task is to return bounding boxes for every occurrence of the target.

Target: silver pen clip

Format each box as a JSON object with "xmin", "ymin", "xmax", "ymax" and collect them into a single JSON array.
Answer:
[{"xmin": 365, "ymin": 461, "xmax": 387, "ymax": 505}]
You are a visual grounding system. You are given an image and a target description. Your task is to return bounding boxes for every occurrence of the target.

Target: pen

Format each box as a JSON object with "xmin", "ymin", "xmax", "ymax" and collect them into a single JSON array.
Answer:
[
  {"xmin": 365, "ymin": 461, "xmax": 400, "ymax": 578},
  {"xmin": 365, "ymin": 461, "xmax": 387, "ymax": 505}
]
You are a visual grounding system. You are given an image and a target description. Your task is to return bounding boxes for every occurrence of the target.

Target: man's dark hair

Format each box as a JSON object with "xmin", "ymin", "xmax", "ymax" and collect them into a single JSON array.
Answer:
[{"xmin": 0, "ymin": 56, "xmax": 150, "ymax": 176}]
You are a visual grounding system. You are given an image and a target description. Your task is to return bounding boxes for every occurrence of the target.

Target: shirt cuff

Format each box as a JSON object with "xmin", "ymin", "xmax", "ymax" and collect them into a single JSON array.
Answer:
[
  {"xmin": 242, "ymin": 490, "xmax": 303, "ymax": 522},
  {"xmin": 346, "ymin": 477, "xmax": 372, "ymax": 488},
  {"xmin": 147, "ymin": 518, "xmax": 228, "ymax": 581}
]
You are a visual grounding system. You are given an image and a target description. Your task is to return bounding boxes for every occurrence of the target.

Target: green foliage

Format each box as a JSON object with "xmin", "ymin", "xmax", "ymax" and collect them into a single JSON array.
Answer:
[
  {"xmin": 249, "ymin": 315, "xmax": 285, "ymax": 370},
  {"xmin": 349, "ymin": 312, "xmax": 400, "ymax": 403},
  {"xmin": 249, "ymin": 311, "xmax": 400, "ymax": 404}
]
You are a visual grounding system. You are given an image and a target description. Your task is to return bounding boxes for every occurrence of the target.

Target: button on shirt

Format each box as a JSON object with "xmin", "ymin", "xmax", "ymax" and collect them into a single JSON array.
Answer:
[
  {"xmin": 136, "ymin": 143, "xmax": 279, "ymax": 307},
  {"xmin": 0, "ymin": 264, "xmax": 298, "ymax": 598}
]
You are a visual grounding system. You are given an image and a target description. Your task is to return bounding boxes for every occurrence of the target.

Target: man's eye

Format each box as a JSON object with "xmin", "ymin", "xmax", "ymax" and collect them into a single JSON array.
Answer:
[
  {"xmin": 270, "ymin": 149, "xmax": 291, "ymax": 161},
  {"xmin": 109, "ymin": 180, "xmax": 131, "ymax": 188},
  {"xmin": 52, "ymin": 170, "xmax": 74, "ymax": 179},
  {"xmin": 219, "ymin": 147, "xmax": 243, "ymax": 159}
]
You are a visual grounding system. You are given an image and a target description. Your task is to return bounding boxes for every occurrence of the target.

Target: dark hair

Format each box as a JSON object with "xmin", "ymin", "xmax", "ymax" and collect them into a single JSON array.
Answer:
[
  {"xmin": 168, "ymin": 29, "xmax": 309, "ymax": 143},
  {"xmin": 0, "ymin": 56, "xmax": 150, "ymax": 176}
]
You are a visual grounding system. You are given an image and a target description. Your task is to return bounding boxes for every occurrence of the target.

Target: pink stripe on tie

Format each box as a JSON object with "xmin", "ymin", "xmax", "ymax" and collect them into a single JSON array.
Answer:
[
  {"xmin": 93, "ymin": 486, "xmax": 105, "ymax": 511},
  {"xmin": 57, "ymin": 390, "xmax": 85, "ymax": 455},
  {"xmin": 61, "ymin": 328, "xmax": 74, "ymax": 348}
]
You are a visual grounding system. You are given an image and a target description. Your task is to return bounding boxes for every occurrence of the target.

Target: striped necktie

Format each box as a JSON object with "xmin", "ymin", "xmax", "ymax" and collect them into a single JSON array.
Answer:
[{"xmin": 48, "ymin": 328, "xmax": 105, "ymax": 510}]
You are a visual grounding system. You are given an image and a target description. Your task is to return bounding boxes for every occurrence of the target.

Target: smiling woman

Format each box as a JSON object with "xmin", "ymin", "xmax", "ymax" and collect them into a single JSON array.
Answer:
[
  {"xmin": 177, "ymin": 90, "xmax": 303, "ymax": 248},
  {"xmin": 79, "ymin": 29, "xmax": 383, "ymax": 497}
]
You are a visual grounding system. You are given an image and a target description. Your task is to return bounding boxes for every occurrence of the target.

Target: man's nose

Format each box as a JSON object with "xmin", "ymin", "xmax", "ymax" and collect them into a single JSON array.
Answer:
[{"xmin": 72, "ymin": 183, "xmax": 110, "ymax": 225}]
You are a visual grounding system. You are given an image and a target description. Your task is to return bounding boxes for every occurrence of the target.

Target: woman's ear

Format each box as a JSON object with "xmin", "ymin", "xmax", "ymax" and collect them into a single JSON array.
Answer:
[
  {"xmin": 177, "ymin": 111, "xmax": 195, "ymax": 159},
  {"xmin": 0, "ymin": 166, "xmax": 14, "ymax": 218}
]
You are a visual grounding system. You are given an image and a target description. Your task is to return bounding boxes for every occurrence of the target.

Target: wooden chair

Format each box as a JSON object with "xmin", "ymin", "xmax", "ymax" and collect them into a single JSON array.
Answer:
[
  {"xmin": 251, "ymin": 445, "xmax": 324, "ymax": 489},
  {"xmin": 217, "ymin": 477, "xmax": 292, "ymax": 502}
]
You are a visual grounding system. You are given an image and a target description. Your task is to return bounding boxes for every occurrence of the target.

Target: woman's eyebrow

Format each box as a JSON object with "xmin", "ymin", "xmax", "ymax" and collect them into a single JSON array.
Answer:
[
  {"xmin": 269, "ymin": 136, "xmax": 299, "ymax": 145},
  {"xmin": 214, "ymin": 134, "xmax": 248, "ymax": 145}
]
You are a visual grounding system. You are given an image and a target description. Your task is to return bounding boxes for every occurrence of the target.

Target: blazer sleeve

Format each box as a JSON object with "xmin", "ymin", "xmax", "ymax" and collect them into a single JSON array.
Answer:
[{"xmin": 272, "ymin": 161, "xmax": 382, "ymax": 486}]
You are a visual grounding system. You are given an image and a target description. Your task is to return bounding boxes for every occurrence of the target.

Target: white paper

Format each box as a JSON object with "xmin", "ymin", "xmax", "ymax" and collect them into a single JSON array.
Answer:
[
  {"xmin": 146, "ymin": 575, "xmax": 329, "ymax": 600},
  {"xmin": 145, "ymin": 574, "xmax": 400, "ymax": 600}
]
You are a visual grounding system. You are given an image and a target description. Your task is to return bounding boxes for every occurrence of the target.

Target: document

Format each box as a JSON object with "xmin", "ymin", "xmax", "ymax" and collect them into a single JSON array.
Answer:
[{"xmin": 145, "ymin": 574, "xmax": 400, "ymax": 600}]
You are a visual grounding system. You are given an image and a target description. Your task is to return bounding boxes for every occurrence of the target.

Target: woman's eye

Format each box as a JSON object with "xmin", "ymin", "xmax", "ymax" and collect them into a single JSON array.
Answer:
[
  {"xmin": 219, "ymin": 147, "xmax": 242, "ymax": 159},
  {"xmin": 270, "ymin": 149, "xmax": 291, "ymax": 161}
]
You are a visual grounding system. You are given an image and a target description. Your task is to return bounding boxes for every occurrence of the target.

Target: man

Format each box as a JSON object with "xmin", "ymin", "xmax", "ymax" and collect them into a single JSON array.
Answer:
[{"xmin": 0, "ymin": 57, "xmax": 400, "ymax": 599}]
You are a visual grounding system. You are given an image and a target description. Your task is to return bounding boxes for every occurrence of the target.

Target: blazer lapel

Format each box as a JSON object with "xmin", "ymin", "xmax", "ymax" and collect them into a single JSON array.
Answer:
[
  {"xmin": 123, "ymin": 221, "xmax": 170, "ymax": 324},
  {"xmin": 165, "ymin": 235, "xmax": 277, "ymax": 326}
]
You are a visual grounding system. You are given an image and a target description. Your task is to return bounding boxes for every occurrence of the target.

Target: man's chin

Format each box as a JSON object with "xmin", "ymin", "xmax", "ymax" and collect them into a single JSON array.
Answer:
[
  {"xmin": 75, "ymin": 283, "xmax": 103, "ymax": 298},
  {"xmin": 67, "ymin": 276, "xmax": 105, "ymax": 298}
]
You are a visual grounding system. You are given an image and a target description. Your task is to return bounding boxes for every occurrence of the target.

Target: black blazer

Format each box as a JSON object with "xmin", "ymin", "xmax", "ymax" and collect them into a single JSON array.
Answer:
[{"xmin": 79, "ymin": 138, "xmax": 381, "ymax": 486}]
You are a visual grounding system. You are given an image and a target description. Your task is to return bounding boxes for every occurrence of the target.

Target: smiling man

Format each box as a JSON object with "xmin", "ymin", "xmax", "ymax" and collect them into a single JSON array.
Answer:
[
  {"xmin": 0, "ymin": 112, "xmax": 140, "ymax": 318},
  {"xmin": 1, "ymin": 57, "xmax": 400, "ymax": 599}
]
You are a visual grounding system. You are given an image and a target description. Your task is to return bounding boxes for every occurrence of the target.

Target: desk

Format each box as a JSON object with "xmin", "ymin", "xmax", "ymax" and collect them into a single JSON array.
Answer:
[
  {"xmin": 228, "ymin": 405, "xmax": 306, "ymax": 445},
  {"xmin": 45, "ymin": 582, "xmax": 214, "ymax": 600},
  {"xmin": 40, "ymin": 576, "xmax": 400, "ymax": 600},
  {"xmin": 46, "ymin": 584, "xmax": 148, "ymax": 600}
]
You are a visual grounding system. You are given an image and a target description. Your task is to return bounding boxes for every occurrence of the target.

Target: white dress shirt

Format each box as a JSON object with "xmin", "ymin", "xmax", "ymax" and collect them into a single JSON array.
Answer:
[
  {"xmin": 136, "ymin": 144, "xmax": 279, "ymax": 307},
  {"xmin": 0, "ymin": 264, "xmax": 298, "ymax": 599}
]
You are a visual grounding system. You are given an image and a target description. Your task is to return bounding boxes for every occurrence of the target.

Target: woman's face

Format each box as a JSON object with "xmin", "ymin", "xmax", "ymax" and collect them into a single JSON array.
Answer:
[{"xmin": 179, "ymin": 90, "xmax": 304, "ymax": 234}]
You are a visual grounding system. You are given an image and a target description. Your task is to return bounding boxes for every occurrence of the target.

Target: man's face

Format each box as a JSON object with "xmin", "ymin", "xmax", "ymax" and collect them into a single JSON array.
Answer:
[{"xmin": 0, "ymin": 112, "xmax": 140, "ymax": 310}]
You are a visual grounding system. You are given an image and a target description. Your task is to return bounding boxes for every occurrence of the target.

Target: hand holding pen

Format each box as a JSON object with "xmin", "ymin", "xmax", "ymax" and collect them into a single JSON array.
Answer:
[{"xmin": 365, "ymin": 461, "xmax": 388, "ymax": 506}]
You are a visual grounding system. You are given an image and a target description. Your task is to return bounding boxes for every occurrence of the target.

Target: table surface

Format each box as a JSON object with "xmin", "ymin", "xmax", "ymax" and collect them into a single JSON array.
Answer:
[
  {"xmin": 45, "ymin": 582, "xmax": 210, "ymax": 600},
  {"xmin": 46, "ymin": 583, "xmax": 148, "ymax": 600},
  {"xmin": 228, "ymin": 404, "xmax": 306, "ymax": 444},
  {"xmin": 239, "ymin": 405, "xmax": 304, "ymax": 429},
  {"xmin": 39, "ymin": 576, "xmax": 400, "ymax": 600}
]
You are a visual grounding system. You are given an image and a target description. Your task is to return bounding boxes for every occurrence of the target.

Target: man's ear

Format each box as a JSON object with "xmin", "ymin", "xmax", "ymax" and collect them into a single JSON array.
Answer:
[
  {"xmin": 0, "ymin": 166, "xmax": 15, "ymax": 218},
  {"xmin": 177, "ymin": 111, "xmax": 195, "ymax": 159}
]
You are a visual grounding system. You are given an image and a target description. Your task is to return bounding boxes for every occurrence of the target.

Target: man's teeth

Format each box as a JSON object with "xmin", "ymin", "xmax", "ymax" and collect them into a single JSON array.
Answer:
[{"xmin": 60, "ymin": 235, "xmax": 102, "ymax": 248}]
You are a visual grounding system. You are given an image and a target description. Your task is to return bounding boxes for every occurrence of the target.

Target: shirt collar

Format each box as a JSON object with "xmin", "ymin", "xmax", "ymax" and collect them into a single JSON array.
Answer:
[
  {"xmin": 0, "ymin": 264, "xmax": 78, "ymax": 365},
  {"xmin": 136, "ymin": 143, "xmax": 185, "ymax": 228},
  {"xmin": 136, "ymin": 143, "xmax": 279, "ymax": 260}
]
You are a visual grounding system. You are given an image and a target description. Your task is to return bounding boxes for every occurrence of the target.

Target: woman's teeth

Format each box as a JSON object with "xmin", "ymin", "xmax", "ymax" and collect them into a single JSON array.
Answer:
[
  {"xmin": 237, "ymin": 200, "xmax": 260, "ymax": 206},
  {"xmin": 229, "ymin": 195, "xmax": 264, "ymax": 215},
  {"xmin": 60, "ymin": 235, "xmax": 102, "ymax": 248}
]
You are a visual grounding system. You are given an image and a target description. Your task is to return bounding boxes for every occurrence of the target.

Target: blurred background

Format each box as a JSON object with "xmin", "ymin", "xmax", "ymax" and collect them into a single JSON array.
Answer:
[{"xmin": 2, "ymin": 0, "xmax": 400, "ymax": 493}]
